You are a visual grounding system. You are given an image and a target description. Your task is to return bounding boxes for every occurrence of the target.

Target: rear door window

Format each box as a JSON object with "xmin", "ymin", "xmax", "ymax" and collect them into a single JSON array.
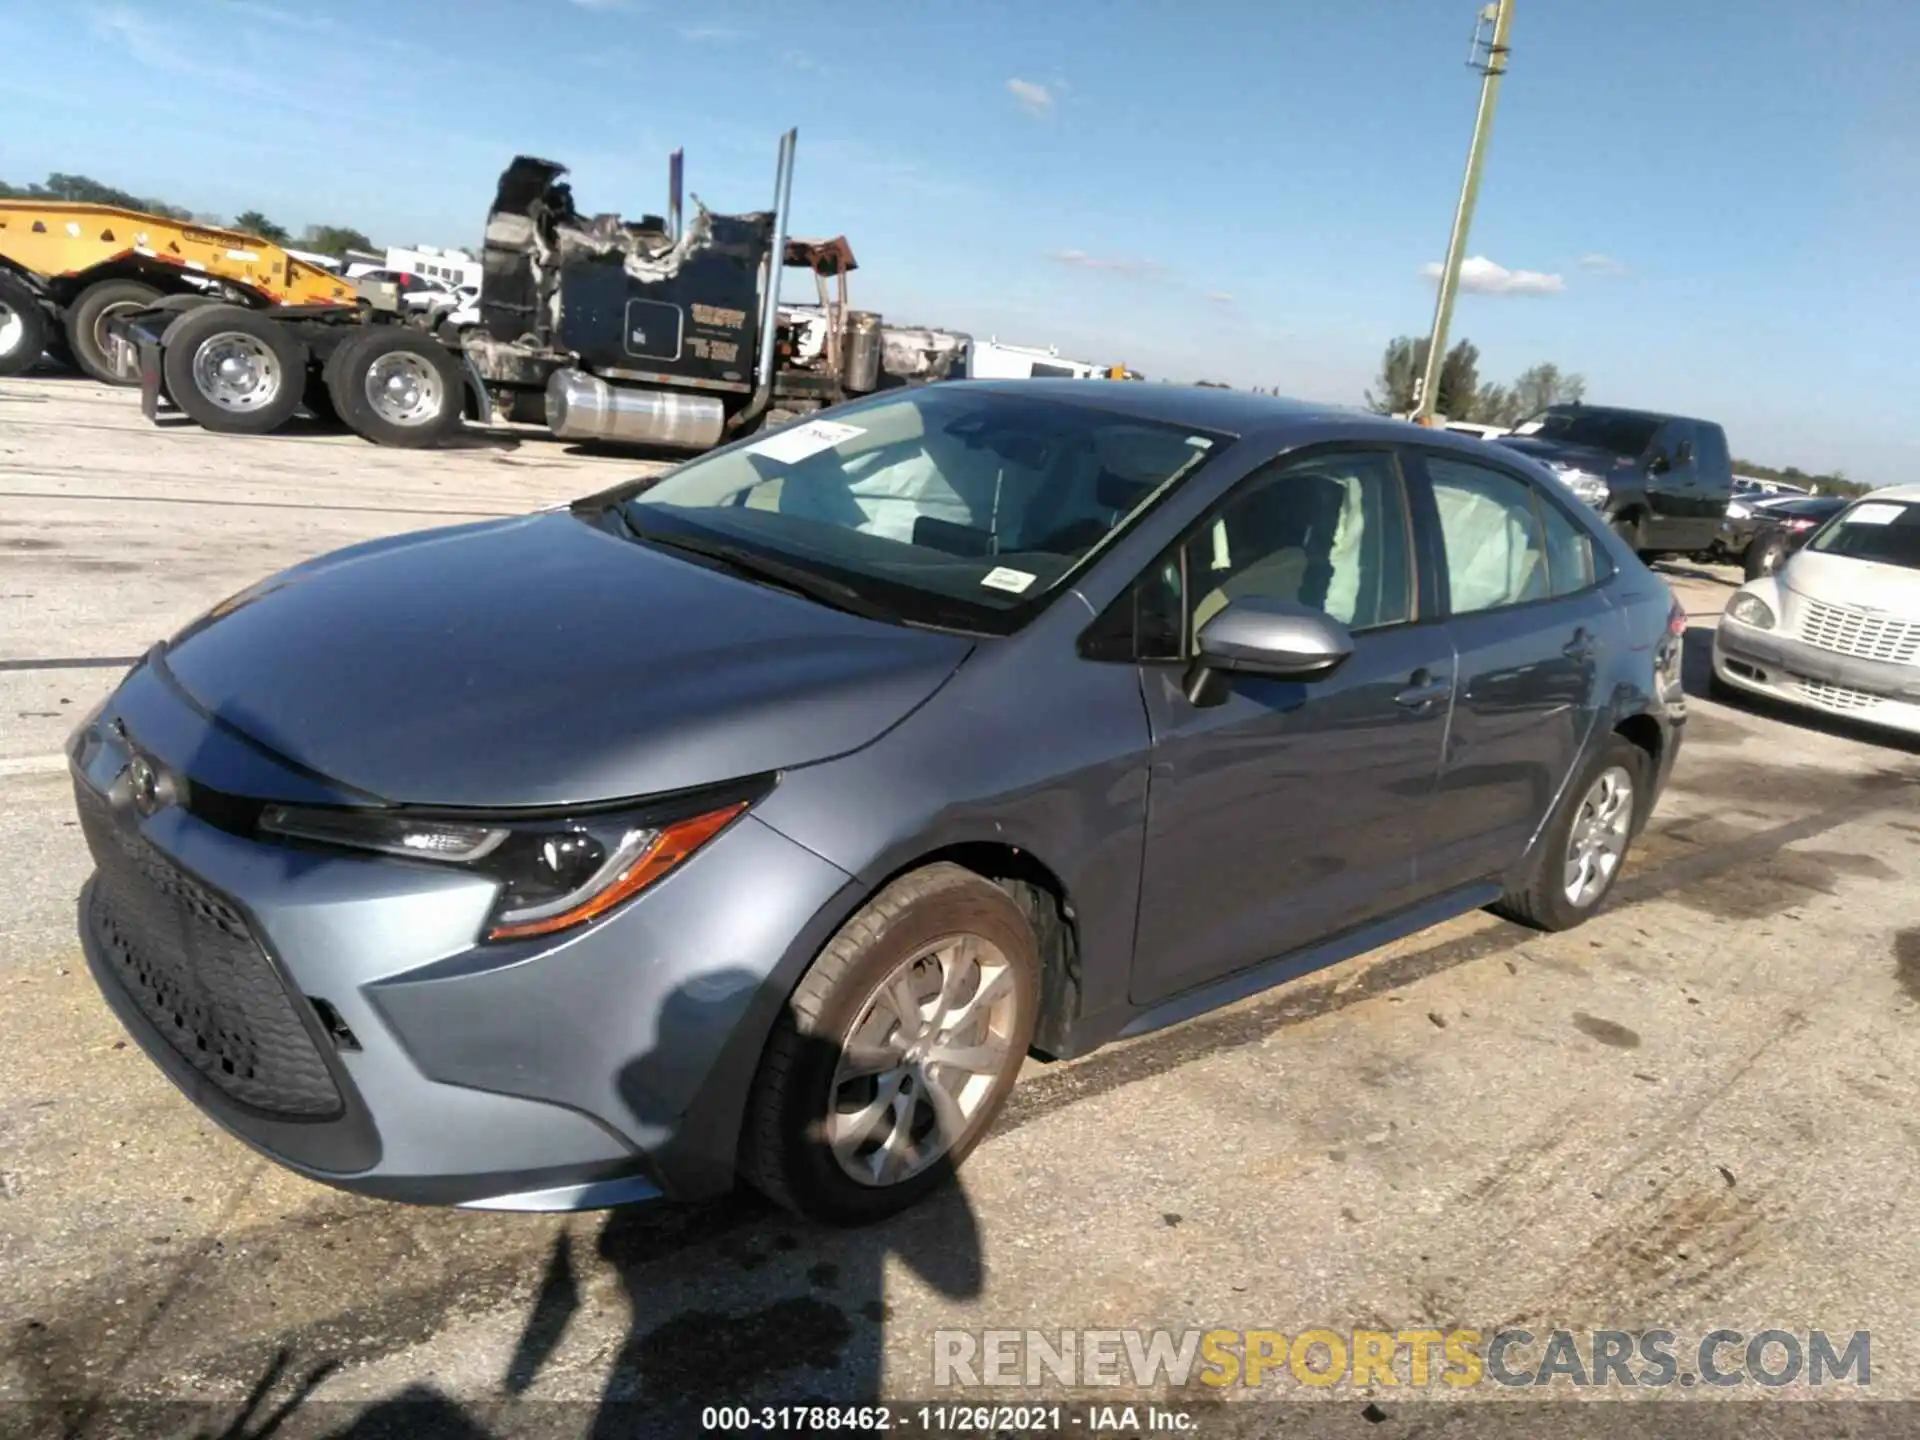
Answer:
[
  {"xmin": 1424, "ymin": 456, "xmax": 1551, "ymax": 614},
  {"xmin": 1537, "ymin": 493, "xmax": 1601, "ymax": 596}
]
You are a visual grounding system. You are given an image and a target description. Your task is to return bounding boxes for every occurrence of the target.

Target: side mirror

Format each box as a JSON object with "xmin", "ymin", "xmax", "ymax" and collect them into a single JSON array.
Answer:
[{"xmin": 1189, "ymin": 597, "xmax": 1353, "ymax": 701}]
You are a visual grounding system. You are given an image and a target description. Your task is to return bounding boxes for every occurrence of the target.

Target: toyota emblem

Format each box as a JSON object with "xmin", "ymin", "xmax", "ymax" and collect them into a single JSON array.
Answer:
[{"xmin": 125, "ymin": 754, "xmax": 166, "ymax": 817}]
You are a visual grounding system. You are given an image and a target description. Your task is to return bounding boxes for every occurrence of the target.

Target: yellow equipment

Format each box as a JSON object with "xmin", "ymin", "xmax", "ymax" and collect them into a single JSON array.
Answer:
[{"xmin": 0, "ymin": 201, "xmax": 357, "ymax": 384}]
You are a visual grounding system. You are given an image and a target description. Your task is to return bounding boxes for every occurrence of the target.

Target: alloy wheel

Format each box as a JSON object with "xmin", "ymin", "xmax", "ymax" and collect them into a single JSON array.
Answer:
[
  {"xmin": 828, "ymin": 933, "xmax": 1020, "ymax": 1187},
  {"xmin": 191, "ymin": 332, "xmax": 282, "ymax": 412},
  {"xmin": 1564, "ymin": 765, "xmax": 1634, "ymax": 907},
  {"xmin": 363, "ymin": 351, "xmax": 443, "ymax": 427}
]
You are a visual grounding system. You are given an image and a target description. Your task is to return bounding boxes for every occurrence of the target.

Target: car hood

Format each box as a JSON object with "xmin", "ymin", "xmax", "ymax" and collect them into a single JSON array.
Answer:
[
  {"xmin": 1495, "ymin": 437, "xmax": 1630, "ymax": 475},
  {"xmin": 159, "ymin": 512, "xmax": 975, "ymax": 807},
  {"xmin": 1782, "ymin": 549, "xmax": 1920, "ymax": 616}
]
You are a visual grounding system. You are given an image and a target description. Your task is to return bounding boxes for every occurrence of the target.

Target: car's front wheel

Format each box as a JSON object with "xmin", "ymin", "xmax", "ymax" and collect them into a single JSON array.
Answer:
[
  {"xmin": 742, "ymin": 863, "xmax": 1039, "ymax": 1225},
  {"xmin": 1491, "ymin": 735, "xmax": 1650, "ymax": 932}
]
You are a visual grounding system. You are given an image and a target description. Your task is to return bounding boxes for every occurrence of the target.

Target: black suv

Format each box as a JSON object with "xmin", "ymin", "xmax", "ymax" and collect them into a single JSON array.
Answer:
[{"xmin": 1497, "ymin": 405, "xmax": 1733, "ymax": 558}]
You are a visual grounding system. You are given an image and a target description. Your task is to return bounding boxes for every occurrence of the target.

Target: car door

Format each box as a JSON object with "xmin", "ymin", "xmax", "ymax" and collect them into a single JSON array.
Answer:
[
  {"xmin": 1645, "ymin": 421, "xmax": 1700, "ymax": 551},
  {"xmin": 1128, "ymin": 447, "xmax": 1455, "ymax": 1007},
  {"xmin": 1407, "ymin": 450, "xmax": 1619, "ymax": 892}
]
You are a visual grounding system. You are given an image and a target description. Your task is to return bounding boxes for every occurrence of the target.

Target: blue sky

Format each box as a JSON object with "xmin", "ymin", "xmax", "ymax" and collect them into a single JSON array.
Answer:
[{"xmin": 2, "ymin": 0, "xmax": 1914, "ymax": 481}]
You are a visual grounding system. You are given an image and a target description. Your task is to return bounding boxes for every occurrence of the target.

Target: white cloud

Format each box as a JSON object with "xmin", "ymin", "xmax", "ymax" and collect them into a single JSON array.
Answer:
[
  {"xmin": 784, "ymin": 50, "xmax": 821, "ymax": 72},
  {"xmin": 1049, "ymin": 248, "xmax": 1162, "ymax": 278},
  {"xmin": 679, "ymin": 24, "xmax": 749, "ymax": 41},
  {"xmin": 1578, "ymin": 253, "xmax": 1627, "ymax": 275},
  {"xmin": 1007, "ymin": 77, "xmax": 1054, "ymax": 116},
  {"xmin": 566, "ymin": 0, "xmax": 637, "ymax": 9},
  {"xmin": 1207, "ymin": 291, "xmax": 1235, "ymax": 304},
  {"xmin": 1420, "ymin": 255, "xmax": 1565, "ymax": 295}
]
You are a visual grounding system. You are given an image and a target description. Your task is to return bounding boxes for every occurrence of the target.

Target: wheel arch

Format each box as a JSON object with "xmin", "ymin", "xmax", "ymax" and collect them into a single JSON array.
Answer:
[
  {"xmin": 50, "ymin": 259, "xmax": 268, "ymax": 309},
  {"xmin": 861, "ymin": 840, "xmax": 1082, "ymax": 1060}
]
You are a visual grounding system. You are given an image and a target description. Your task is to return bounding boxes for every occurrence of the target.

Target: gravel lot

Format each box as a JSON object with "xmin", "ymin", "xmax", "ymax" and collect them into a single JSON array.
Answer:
[{"xmin": 4, "ymin": 376, "xmax": 1919, "ymax": 1437}]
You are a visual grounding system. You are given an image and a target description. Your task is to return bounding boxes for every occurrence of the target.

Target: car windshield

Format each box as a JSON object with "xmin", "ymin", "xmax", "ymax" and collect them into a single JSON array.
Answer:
[
  {"xmin": 1806, "ymin": 499, "xmax": 1920, "ymax": 570},
  {"xmin": 603, "ymin": 387, "xmax": 1222, "ymax": 631},
  {"xmin": 1518, "ymin": 409, "xmax": 1663, "ymax": 457}
]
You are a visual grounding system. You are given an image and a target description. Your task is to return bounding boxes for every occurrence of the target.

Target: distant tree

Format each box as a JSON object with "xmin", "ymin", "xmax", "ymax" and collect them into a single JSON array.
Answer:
[
  {"xmin": 232, "ymin": 209, "xmax": 290, "ymax": 244},
  {"xmin": 1436, "ymin": 339, "xmax": 1479, "ymax": 419},
  {"xmin": 1732, "ymin": 457, "xmax": 1870, "ymax": 498},
  {"xmin": 301, "ymin": 223, "xmax": 375, "ymax": 257},
  {"xmin": 1365, "ymin": 336, "xmax": 1422, "ymax": 414},
  {"xmin": 0, "ymin": 171, "xmax": 191, "ymax": 218},
  {"xmin": 1509, "ymin": 362, "xmax": 1586, "ymax": 420},
  {"xmin": 1194, "ymin": 379, "xmax": 1232, "ymax": 389},
  {"xmin": 1470, "ymin": 382, "xmax": 1517, "ymax": 426},
  {"xmin": 1366, "ymin": 335, "xmax": 1480, "ymax": 416}
]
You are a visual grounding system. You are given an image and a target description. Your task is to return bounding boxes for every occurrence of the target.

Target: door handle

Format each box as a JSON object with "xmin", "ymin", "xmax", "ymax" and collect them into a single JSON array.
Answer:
[
  {"xmin": 1564, "ymin": 628, "xmax": 1596, "ymax": 662},
  {"xmin": 1394, "ymin": 670, "xmax": 1451, "ymax": 708}
]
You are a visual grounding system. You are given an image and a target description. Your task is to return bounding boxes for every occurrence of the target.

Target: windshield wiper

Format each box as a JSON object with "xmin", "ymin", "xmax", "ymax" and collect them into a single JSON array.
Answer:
[{"xmin": 609, "ymin": 509, "xmax": 901, "ymax": 623}]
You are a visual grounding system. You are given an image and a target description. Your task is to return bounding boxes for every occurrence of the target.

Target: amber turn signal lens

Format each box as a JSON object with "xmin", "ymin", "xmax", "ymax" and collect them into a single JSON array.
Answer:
[{"xmin": 484, "ymin": 801, "xmax": 749, "ymax": 941}]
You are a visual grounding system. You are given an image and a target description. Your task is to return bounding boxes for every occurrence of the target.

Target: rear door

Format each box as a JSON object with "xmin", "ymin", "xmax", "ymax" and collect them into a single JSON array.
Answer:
[
  {"xmin": 1646, "ymin": 421, "xmax": 1702, "ymax": 551},
  {"xmin": 1691, "ymin": 423, "xmax": 1736, "ymax": 549},
  {"xmin": 1407, "ymin": 448, "xmax": 1620, "ymax": 892}
]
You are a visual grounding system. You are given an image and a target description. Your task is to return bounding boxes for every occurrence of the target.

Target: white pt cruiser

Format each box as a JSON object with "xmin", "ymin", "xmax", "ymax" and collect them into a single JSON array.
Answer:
[{"xmin": 1713, "ymin": 484, "xmax": 1920, "ymax": 736}]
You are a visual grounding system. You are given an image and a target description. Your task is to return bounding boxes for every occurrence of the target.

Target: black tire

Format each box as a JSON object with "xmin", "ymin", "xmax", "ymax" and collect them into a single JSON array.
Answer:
[
  {"xmin": 741, "ymin": 863, "xmax": 1040, "ymax": 1225},
  {"xmin": 1489, "ymin": 734, "xmax": 1651, "ymax": 932},
  {"xmin": 0, "ymin": 269, "xmax": 53, "ymax": 377},
  {"xmin": 1744, "ymin": 534, "xmax": 1787, "ymax": 581},
  {"xmin": 325, "ymin": 326, "xmax": 464, "ymax": 448},
  {"xmin": 302, "ymin": 370, "xmax": 339, "ymax": 424},
  {"xmin": 150, "ymin": 293, "xmax": 218, "ymax": 322},
  {"xmin": 64, "ymin": 278, "xmax": 162, "ymax": 385},
  {"xmin": 159, "ymin": 304, "xmax": 305, "ymax": 435},
  {"xmin": 1608, "ymin": 512, "xmax": 1640, "ymax": 547}
]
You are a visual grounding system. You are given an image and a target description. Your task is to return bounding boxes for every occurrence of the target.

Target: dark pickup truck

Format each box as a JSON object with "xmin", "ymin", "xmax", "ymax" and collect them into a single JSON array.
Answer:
[{"xmin": 1497, "ymin": 404, "xmax": 1733, "ymax": 559}]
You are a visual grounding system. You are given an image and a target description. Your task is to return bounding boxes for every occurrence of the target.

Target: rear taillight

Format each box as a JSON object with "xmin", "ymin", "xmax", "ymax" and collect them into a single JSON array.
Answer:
[
  {"xmin": 1787, "ymin": 518, "xmax": 1815, "ymax": 531},
  {"xmin": 1667, "ymin": 594, "xmax": 1687, "ymax": 636}
]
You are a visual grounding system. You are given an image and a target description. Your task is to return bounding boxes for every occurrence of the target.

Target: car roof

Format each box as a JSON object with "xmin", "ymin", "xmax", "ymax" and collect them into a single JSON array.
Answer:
[
  {"xmin": 944, "ymin": 379, "xmax": 1524, "ymax": 458},
  {"xmin": 1867, "ymin": 482, "xmax": 1920, "ymax": 503},
  {"xmin": 1540, "ymin": 403, "xmax": 1708, "ymax": 426}
]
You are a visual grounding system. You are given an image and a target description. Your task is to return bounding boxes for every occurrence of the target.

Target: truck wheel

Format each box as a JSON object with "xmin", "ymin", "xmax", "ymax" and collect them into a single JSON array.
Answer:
[
  {"xmin": 0, "ymin": 270, "xmax": 53, "ymax": 378},
  {"xmin": 65, "ymin": 279, "xmax": 162, "ymax": 385},
  {"xmin": 302, "ymin": 371, "xmax": 339, "ymax": 425},
  {"xmin": 160, "ymin": 305, "xmax": 305, "ymax": 435},
  {"xmin": 326, "ymin": 327, "xmax": 464, "ymax": 448}
]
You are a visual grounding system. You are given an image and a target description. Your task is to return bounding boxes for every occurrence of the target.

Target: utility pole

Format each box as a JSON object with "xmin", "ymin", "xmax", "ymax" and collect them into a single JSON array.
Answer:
[{"xmin": 1413, "ymin": 0, "xmax": 1515, "ymax": 426}]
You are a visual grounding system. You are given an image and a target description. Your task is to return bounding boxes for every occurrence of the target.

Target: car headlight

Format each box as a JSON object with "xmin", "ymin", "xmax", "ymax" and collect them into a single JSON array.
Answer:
[
  {"xmin": 1551, "ymin": 466, "xmax": 1609, "ymax": 508},
  {"xmin": 259, "ymin": 785, "xmax": 765, "ymax": 941},
  {"xmin": 1724, "ymin": 592, "xmax": 1776, "ymax": 630}
]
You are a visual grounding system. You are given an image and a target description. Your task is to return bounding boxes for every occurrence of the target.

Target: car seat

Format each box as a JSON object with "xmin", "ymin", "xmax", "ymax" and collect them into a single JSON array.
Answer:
[{"xmin": 1192, "ymin": 473, "xmax": 1347, "ymax": 634}]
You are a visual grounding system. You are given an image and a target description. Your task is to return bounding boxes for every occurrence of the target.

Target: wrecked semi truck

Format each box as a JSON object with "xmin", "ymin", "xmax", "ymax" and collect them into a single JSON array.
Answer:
[{"xmin": 109, "ymin": 130, "xmax": 971, "ymax": 451}]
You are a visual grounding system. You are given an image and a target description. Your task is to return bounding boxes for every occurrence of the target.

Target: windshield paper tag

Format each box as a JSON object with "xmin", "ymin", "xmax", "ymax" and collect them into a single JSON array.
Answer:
[
  {"xmin": 980, "ymin": 566, "xmax": 1037, "ymax": 594},
  {"xmin": 743, "ymin": 420, "xmax": 865, "ymax": 464},
  {"xmin": 1845, "ymin": 502, "xmax": 1903, "ymax": 526}
]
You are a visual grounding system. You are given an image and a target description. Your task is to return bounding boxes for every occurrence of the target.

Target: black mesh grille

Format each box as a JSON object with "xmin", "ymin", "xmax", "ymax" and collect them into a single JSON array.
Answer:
[{"xmin": 76, "ymin": 780, "xmax": 344, "ymax": 1119}]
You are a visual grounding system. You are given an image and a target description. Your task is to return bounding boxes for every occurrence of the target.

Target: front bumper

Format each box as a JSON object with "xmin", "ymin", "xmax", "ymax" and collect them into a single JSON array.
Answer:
[
  {"xmin": 1713, "ymin": 620, "xmax": 1920, "ymax": 735},
  {"xmin": 69, "ymin": 669, "xmax": 860, "ymax": 1209}
]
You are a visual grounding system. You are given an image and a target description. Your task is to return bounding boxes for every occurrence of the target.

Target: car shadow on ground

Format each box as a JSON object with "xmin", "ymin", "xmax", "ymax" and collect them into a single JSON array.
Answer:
[
  {"xmin": 1652, "ymin": 558, "xmax": 1741, "ymax": 588},
  {"xmin": 16, "ymin": 998, "xmax": 986, "ymax": 1438},
  {"xmin": 1682, "ymin": 623, "xmax": 1920, "ymax": 755}
]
